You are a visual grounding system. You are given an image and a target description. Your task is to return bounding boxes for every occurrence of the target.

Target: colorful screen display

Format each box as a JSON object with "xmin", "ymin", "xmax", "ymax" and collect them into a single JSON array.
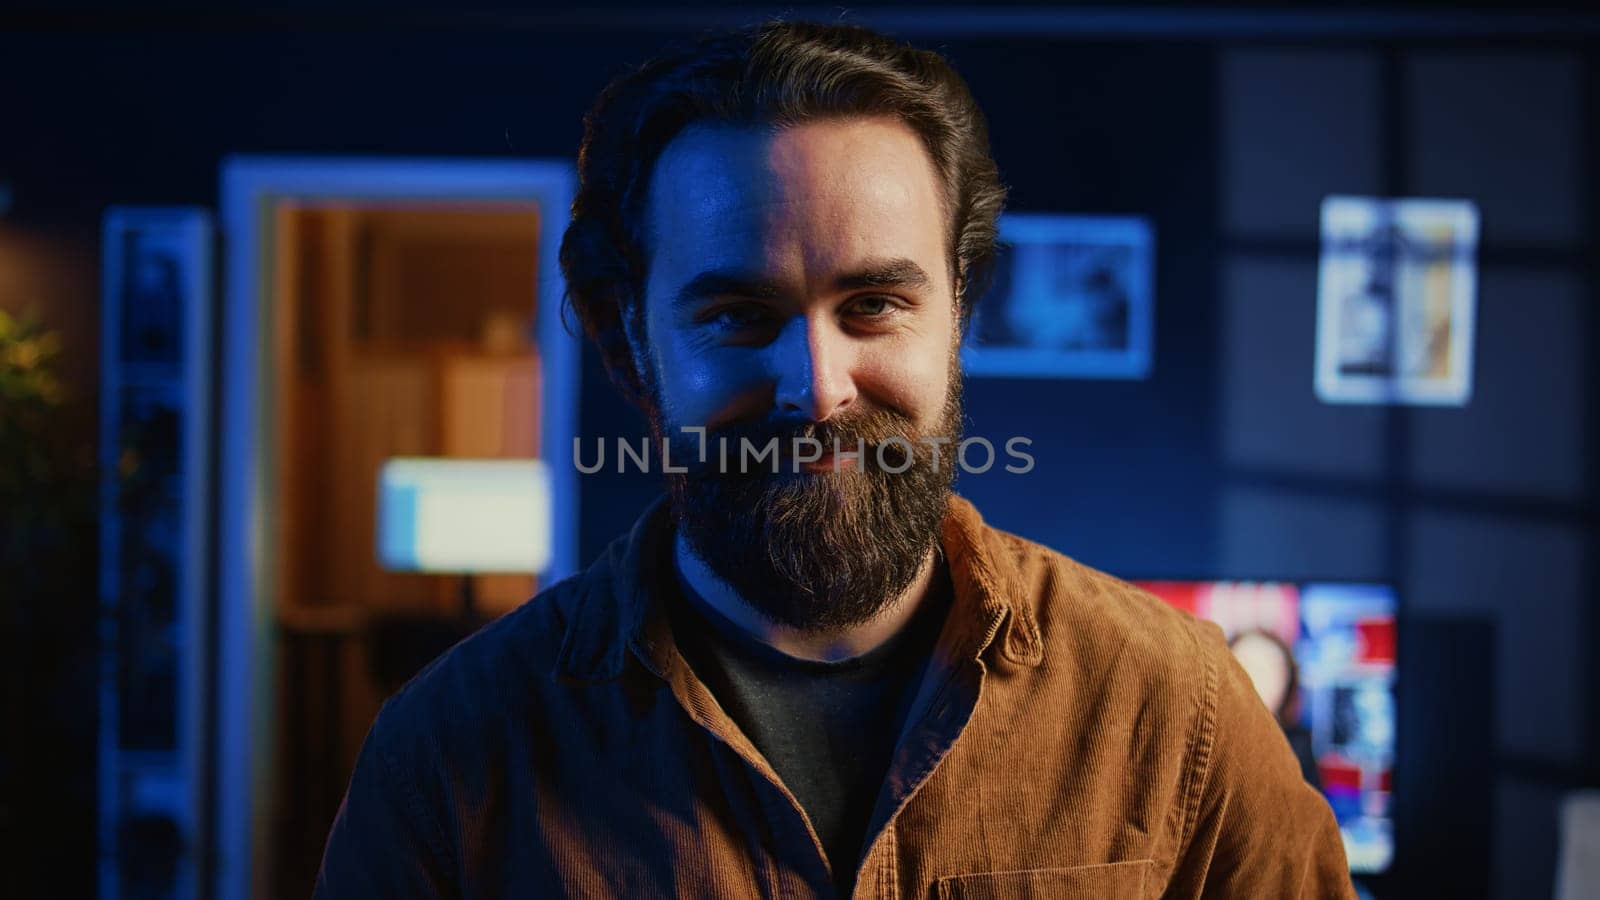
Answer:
[{"xmin": 1133, "ymin": 581, "xmax": 1396, "ymax": 874}]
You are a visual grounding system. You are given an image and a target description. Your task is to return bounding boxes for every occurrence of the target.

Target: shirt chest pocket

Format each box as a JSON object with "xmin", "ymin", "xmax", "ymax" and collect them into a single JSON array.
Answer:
[{"xmin": 933, "ymin": 859, "xmax": 1155, "ymax": 900}]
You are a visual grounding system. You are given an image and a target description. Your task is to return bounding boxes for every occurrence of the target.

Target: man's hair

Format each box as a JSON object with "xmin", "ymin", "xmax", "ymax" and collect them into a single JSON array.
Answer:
[{"xmin": 559, "ymin": 19, "xmax": 1008, "ymax": 404}]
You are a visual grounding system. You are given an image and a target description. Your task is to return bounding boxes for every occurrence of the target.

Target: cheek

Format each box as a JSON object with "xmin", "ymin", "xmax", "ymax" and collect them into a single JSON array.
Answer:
[
  {"xmin": 856, "ymin": 337, "xmax": 952, "ymax": 425},
  {"xmin": 648, "ymin": 330, "xmax": 766, "ymax": 425}
]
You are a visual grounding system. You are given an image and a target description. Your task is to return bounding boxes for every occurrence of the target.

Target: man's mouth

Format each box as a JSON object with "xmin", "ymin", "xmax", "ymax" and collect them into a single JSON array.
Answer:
[
  {"xmin": 794, "ymin": 450, "xmax": 858, "ymax": 473},
  {"xmin": 768, "ymin": 443, "xmax": 865, "ymax": 474}
]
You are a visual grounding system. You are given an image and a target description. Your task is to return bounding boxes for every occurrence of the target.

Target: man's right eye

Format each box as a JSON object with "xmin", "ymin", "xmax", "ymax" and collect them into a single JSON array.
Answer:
[{"xmin": 702, "ymin": 304, "xmax": 771, "ymax": 331}]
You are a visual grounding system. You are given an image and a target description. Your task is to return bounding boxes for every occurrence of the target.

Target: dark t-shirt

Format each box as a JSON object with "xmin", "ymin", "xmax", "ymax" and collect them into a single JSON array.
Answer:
[{"xmin": 665, "ymin": 559, "xmax": 952, "ymax": 899}]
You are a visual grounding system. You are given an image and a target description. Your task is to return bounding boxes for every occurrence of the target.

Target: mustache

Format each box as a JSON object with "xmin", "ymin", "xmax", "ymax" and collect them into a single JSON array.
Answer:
[{"xmin": 677, "ymin": 406, "xmax": 924, "ymax": 470}]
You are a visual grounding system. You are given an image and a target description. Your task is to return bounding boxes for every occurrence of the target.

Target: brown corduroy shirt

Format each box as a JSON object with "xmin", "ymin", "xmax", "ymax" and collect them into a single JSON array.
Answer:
[{"xmin": 316, "ymin": 493, "xmax": 1357, "ymax": 899}]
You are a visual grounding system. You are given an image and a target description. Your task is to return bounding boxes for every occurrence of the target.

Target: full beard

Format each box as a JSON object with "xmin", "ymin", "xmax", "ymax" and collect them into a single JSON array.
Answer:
[{"xmin": 652, "ymin": 354, "xmax": 964, "ymax": 632}]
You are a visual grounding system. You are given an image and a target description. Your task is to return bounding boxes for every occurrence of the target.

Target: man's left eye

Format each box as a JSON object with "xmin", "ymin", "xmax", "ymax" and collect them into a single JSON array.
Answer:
[{"xmin": 847, "ymin": 295, "xmax": 898, "ymax": 317}]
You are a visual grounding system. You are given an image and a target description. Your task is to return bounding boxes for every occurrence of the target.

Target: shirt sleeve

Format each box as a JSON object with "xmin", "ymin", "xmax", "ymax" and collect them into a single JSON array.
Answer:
[
  {"xmin": 1166, "ymin": 623, "xmax": 1359, "ymax": 899},
  {"xmin": 313, "ymin": 711, "xmax": 457, "ymax": 899}
]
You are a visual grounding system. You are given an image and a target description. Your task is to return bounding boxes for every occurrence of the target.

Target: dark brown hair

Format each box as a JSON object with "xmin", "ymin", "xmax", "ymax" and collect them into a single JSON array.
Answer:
[{"xmin": 559, "ymin": 19, "xmax": 1008, "ymax": 405}]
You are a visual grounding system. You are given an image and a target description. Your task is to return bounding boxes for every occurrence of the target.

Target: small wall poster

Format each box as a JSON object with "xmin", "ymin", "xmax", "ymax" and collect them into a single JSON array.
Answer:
[
  {"xmin": 1315, "ymin": 196, "xmax": 1479, "ymax": 406},
  {"xmin": 962, "ymin": 213, "xmax": 1154, "ymax": 379}
]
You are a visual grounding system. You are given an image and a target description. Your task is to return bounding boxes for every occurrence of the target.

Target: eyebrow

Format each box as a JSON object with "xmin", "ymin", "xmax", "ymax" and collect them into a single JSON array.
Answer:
[{"xmin": 672, "ymin": 257, "xmax": 934, "ymax": 310}]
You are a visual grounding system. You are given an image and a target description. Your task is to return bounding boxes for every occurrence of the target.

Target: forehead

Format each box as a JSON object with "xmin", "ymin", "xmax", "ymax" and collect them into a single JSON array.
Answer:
[{"xmin": 642, "ymin": 116, "xmax": 949, "ymax": 282}]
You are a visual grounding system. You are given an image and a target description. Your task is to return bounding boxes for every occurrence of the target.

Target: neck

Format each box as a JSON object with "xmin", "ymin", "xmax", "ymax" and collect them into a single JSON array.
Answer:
[{"xmin": 672, "ymin": 530, "xmax": 942, "ymax": 662}]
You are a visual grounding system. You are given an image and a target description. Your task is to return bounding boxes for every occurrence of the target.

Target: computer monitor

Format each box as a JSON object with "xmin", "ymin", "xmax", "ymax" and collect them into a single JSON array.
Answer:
[{"xmin": 1133, "ymin": 581, "xmax": 1397, "ymax": 874}]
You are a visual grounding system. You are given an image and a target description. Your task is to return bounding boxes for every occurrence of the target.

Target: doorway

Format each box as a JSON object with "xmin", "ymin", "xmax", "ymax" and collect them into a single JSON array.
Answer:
[{"xmin": 216, "ymin": 158, "xmax": 578, "ymax": 900}]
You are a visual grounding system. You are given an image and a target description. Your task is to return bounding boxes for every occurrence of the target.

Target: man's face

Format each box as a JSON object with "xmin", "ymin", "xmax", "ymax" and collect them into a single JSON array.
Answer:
[{"xmin": 633, "ymin": 115, "xmax": 964, "ymax": 631}]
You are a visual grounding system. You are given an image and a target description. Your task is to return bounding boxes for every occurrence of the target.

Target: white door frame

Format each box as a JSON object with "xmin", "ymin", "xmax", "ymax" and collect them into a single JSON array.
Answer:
[{"xmin": 215, "ymin": 156, "xmax": 579, "ymax": 900}]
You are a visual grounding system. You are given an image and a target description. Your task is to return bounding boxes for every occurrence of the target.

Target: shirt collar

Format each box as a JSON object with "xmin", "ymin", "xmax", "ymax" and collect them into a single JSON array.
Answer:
[{"xmin": 553, "ymin": 492, "xmax": 1043, "ymax": 684}]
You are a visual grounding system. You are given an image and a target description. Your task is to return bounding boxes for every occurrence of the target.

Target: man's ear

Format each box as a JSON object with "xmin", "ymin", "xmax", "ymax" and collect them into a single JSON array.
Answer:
[
  {"xmin": 953, "ymin": 268, "xmax": 972, "ymax": 336},
  {"xmin": 618, "ymin": 300, "xmax": 655, "ymax": 402}
]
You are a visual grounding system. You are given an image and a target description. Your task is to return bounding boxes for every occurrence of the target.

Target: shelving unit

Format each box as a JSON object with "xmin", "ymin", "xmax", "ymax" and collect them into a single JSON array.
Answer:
[{"xmin": 98, "ymin": 208, "xmax": 213, "ymax": 900}]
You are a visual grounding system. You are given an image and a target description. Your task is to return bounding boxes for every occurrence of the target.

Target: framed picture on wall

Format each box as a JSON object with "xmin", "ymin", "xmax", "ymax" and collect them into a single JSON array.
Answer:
[
  {"xmin": 961, "ymin": 213, "xmax": 1155, "ymax": 379},
  {"xmin": 1315, "ymin": 196, "xmax": 1479, "ymax": 406}
]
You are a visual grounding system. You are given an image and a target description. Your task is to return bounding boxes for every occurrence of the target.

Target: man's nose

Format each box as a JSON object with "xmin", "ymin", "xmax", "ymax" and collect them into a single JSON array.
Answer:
[{"xmin": 769, "ymin": 313, "xmax": 857, "ymax": 421}]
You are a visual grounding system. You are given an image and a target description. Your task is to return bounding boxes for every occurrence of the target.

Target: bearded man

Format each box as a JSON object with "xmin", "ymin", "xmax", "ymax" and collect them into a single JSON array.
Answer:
[{"xmin": 316, "ymin": 20, "xmax": 1356, "ymax": 899}]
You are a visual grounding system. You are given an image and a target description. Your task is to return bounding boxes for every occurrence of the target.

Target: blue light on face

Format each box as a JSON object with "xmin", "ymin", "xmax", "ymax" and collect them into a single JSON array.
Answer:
[{"xmin": 639, "ymin": 120, "xmax": 958, "ymax": 435}]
